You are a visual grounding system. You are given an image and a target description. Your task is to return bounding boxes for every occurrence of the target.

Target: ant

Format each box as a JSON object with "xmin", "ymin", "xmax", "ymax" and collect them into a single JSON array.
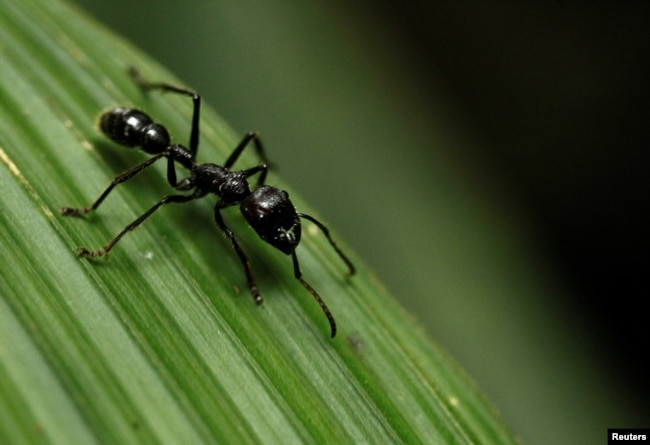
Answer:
[{"xmin": 61, "ymin": 67, "xmax": 355, "ymax": 338}]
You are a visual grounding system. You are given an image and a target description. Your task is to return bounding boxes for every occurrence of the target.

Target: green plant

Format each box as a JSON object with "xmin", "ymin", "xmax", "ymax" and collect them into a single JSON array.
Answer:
[{"xmin": 0, "ymin": 0, "xmax": 518, "ymax": 443}]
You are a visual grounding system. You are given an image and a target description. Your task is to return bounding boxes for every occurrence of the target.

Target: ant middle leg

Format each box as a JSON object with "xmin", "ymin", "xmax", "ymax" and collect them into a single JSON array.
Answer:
[
  {"xmin": 61, "ymin": 154, "xmax": 165, "ymax": 216},
  {"xmin": 77, "ymin": 193, "xmax": 197, "ymax": 257},
  {"xmin": 128, "ymin": 66, "xmax": 201, "ymax": 159}
]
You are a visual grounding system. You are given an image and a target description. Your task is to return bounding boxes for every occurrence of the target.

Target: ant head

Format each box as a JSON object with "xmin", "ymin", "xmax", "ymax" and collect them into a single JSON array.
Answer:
[{"xmin": 241, "ymin": 186, "xmax": 301, "ymax": 255}]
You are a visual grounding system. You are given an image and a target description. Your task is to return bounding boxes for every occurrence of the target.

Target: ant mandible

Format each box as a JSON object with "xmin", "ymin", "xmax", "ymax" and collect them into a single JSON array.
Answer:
[{"xmin": 61, "ymin": 67, "xmax": 355, "ymax": 338}]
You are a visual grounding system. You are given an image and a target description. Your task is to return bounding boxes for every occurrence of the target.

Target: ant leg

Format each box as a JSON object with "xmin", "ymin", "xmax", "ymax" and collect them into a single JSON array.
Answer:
[
  {"xmin": 242, "ymin": 164, "xmax": 269, "ymax": 187},
  {"xmin": 61, "ymin": 154, "xmax": 165, "ymax": 216},
  {"xmin": 128, "ymin": 66, "xmax": 201, "ymax": 159},
  {"xmin": 77, "ymin": 193, "xmax": 196, "ymax": 257},
  {"xmin": 224, "ymin": 131, "xmax": 272, "ymax": 173},
  {"xmin": 213, "ymin": 207, "xmax": 262, "ymax": 304},
  {"xmin": 166, "ymin": 157, "xmax": 178, "ymax": 188},
  {"xmin": 298, "ymin": 213, "xmax": 355, "ymax": 275},
  {"xmin": 288, "ymin": 249, "xmax": 337, "ymax": 338}
]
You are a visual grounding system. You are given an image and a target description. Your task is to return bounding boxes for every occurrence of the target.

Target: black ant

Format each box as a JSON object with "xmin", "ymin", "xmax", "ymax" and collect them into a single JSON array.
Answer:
[{"xmin": 61, "ymin": 67, "xmax": 355, "ymax": 338}]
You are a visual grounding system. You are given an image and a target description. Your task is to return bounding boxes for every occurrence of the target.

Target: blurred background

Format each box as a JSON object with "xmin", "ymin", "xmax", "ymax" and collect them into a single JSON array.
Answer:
[{"xmin": 69, "ymin": 1, "xmax": 650, "ymax": 443}]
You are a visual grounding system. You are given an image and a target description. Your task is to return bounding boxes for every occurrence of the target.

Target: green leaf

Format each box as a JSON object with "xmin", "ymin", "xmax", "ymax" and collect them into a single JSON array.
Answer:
[{"xmin": 0, "ymin": 0, "xmax": 519, "ymax": 443}]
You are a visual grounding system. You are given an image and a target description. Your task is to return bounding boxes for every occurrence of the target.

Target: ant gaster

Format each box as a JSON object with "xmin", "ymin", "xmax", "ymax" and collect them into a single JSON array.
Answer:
[{"xmin": 62, "ymin": 67, "xmax": 355, "ymax": 338}]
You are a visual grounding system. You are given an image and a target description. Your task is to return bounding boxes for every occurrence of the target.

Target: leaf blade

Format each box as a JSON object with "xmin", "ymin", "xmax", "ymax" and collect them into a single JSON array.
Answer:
[{"xmin": 0, "ymin": 0, "xmax": 519, "ymax": 444}]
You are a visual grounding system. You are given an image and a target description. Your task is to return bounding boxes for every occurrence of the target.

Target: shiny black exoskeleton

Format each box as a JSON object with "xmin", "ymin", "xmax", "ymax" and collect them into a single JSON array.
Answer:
[{"xmin": 61, "ymin": 67, "xmax": 354, "ymax": 337}]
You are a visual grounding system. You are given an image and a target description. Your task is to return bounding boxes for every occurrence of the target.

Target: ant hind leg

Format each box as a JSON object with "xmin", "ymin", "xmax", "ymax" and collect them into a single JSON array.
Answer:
[
  {"xmin": 61, "ymin": 154, "xmax": 165, "ymax": 217},
  {"xmin": 128, "ymin": 66, "xmax": 201, "ymax": 159},
  {"xmin": 76, "ymin": 193, "xmax": 196, "ymax": 257}
]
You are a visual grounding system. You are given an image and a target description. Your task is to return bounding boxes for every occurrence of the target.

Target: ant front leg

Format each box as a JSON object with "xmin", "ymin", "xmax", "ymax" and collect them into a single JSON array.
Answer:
[
  {"xmin": 128, "ymin": 66, "xmax": 201, "ymax": 160},
  {"xmin": 213, "ymin": 206, "xmax": 262, "ymax": 304},
  {"xmin": 224, "ymin": 131, "xmax": 273, "ymax": 183},
  {"xmin": 287, "ymin": 248, "xmax": 337, "ymax": 338},
  {"xmin": 298, "ymin": 213, "xmax": 356, "ymax": 275},
  {"xmin": 242, "ymin": 164, "xmax": 270, "ymax": 188},
  {"xmin": 61, "ymin": 154, "xmax": 165, "ymax": 216}
]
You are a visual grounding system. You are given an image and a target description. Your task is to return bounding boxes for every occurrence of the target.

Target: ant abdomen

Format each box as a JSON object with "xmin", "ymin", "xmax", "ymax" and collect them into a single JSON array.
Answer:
[{"xmin": 100, "ymin": 107, "xmax": 170, "ymax": 155}]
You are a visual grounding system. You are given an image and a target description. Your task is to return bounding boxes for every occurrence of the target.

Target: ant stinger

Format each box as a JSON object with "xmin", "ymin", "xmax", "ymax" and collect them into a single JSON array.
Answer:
[{"xmin": 61, "ymin": 67, "xmax": 355, "ymax": 338}]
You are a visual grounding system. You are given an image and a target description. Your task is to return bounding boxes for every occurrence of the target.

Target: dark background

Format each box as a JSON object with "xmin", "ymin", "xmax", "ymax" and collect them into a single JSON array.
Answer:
[{"xmin": 69, "ymin": 1, "xmax": 650, "ymax": 443}]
